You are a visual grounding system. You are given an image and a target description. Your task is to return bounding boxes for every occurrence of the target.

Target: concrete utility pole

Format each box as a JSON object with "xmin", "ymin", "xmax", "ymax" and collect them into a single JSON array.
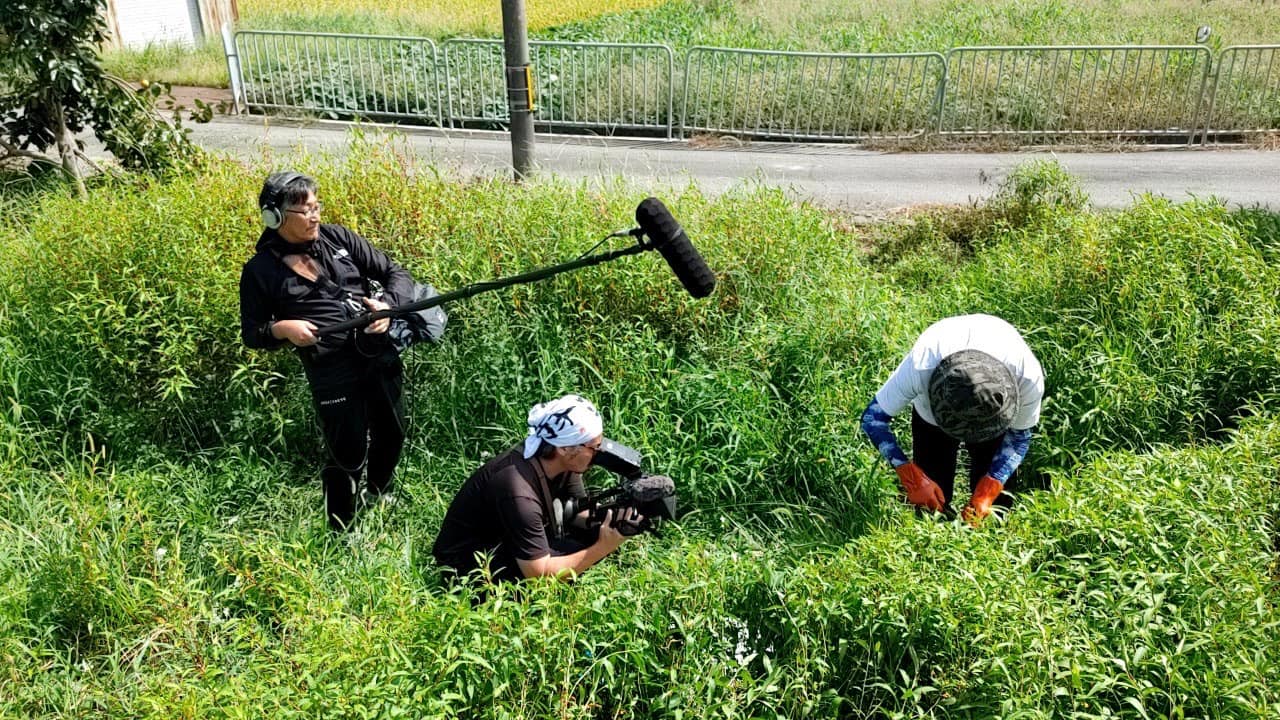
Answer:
[{"xmin": 500, "ymin": 0, "xmax": 535, "ymax": 179}]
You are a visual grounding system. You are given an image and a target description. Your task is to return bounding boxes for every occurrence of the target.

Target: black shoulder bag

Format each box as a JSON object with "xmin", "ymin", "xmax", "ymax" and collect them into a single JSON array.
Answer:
[{"xmin": 367, "ymin": 279, "xmax": 448, "ymax": 353}]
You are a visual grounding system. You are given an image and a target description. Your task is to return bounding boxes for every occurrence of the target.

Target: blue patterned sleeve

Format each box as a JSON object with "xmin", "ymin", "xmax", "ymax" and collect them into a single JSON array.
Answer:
[
  {"xmin": 987, "ymin": 428, "xmax": 1032, "ymax": 483},
  {"xmin": 861, "ymin": 399, "xmax": 909, "ymax": 468}
]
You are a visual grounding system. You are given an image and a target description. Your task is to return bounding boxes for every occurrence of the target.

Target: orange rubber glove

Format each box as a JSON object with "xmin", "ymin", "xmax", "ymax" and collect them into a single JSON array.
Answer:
[
  {"xmin": 962, "ymin": 475, "xmax": 1003, "ymax": 525},
  {"xmin": 895, "ymin": 462, "xmax": 946, "ymax": 512}
]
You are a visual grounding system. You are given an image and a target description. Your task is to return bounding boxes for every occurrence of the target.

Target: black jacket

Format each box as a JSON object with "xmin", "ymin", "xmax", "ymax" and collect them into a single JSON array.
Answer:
[{"xmin": 238, "ymin": 224, "xmax": 414, "ymax": 357}]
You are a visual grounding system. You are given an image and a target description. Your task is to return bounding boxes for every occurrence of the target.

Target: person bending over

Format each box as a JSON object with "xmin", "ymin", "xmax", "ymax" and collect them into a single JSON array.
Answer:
[
  {"xmin": 861, "ymin": 314, "xmax": 1044, "ymax": 524},
  {"xmin": 433, "ymin": 394, "xmax": 642, "ymax": 583}
]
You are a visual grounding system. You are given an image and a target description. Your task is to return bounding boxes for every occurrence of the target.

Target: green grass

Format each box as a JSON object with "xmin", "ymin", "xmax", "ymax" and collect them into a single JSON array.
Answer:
[
  {"xmin": 101, "ymin": 40, "xmax": 229, "ymax": 88},
  {"xmin": 1, "ymin": 146, "xmax": 1279, "ymax": 717}
]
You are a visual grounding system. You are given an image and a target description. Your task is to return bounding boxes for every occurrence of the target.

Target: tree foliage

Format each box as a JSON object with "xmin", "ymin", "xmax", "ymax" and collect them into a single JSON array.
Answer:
[{"xmin": 0, "ymin": 0, "xmax": 198, "ymax": 195}]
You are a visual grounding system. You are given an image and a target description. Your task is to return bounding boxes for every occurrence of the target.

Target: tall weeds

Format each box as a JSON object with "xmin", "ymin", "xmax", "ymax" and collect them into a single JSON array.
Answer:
[{"xmin": 1, "ymin": 148, "xmax": 1278, "ymax": 717}]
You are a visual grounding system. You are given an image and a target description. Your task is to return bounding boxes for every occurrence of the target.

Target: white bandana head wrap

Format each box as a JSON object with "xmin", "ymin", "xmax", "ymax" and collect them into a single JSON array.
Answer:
[{"xmin": 523, "ymin": 394, "xmax": 604, "ymax": 459}]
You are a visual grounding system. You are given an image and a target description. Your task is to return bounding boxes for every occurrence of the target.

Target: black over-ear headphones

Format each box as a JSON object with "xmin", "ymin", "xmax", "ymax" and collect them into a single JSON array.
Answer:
[{"xmin": 260, "ymin": 171, "xmax": 304, "ymax": 230}]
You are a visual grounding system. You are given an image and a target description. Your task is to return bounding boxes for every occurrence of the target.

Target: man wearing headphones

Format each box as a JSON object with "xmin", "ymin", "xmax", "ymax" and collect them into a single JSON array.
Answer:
[
  {"xmin": 861, "ymin": 314, "xmax": 1045, "ymax": 524},
  {"xmin": 239, "ymin": 171, "xmax": 414, "ymax": 530}
]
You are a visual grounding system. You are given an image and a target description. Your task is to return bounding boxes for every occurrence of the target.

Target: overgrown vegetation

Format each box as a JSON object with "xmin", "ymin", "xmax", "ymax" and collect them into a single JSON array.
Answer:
[
  {"xmin": 1, "ymin": 149, "xmax": 1278, "ymax": 717},
  {"xmin": 553, "ymin": 0, "xmax": 1271, "ymax": 51}
]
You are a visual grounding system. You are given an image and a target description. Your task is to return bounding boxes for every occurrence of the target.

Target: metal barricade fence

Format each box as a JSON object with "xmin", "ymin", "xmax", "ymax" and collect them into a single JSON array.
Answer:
[
  {"xmin": 680, "ymin": 47, "xmax": 946, "ymax": 141},
  {"xmin": 442, "ymin": 39, "xmax": 675, "ymax": 136},
  {"xmin": 233, "ymin": 30, "xmax": 442, "ymax": 123},
  {"xmin": 225, "ymin": 30, "xmax": 1278, "ymax": 146},
  {"xmin": 1204, "ymin": 45, "xmax": 1280, "ymax": 139},
  {"xmin": 440, "ymin": 39, "xmax": 505, "ymax": 126},
  {"xmin": 940, "ymin": 46, "xmax": 1214, "ymax": 142}
]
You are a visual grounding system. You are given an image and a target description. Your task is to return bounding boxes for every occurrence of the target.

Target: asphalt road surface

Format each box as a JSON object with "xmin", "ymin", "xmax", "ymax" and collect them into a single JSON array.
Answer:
[{"xmin": 160, "ymin": 115, "xmax": 1278, "ymax": 214}]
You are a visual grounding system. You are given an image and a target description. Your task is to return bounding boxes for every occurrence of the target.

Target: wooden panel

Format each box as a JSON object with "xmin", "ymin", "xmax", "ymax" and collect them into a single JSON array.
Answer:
[
  {"xmin": 101, "ymin": 0, "xmax": 124, "ymax": 51},
  {"xmin": 197, "ymin": 0, "xmax": 240, "ymax": 40}
]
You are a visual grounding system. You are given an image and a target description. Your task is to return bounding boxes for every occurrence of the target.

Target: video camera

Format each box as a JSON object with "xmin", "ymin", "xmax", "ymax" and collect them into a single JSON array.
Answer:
[{"xmin": 553, "ymin": 439, "xmax": 677, "ymax": 537}]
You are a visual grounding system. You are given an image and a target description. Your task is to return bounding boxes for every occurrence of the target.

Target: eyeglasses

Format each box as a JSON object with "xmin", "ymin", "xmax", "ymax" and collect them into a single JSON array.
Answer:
[{"xmin": 285, "ymin": 202, "xmax": 323, "ymax": 218}]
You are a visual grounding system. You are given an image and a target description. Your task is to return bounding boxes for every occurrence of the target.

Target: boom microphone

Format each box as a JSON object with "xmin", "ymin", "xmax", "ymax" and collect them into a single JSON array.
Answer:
[
  {"xmin": 635, "ymin": 197, "xmax": 716, "ymax": 298},
  {"xmin": 317, "ymin": 198, "xmax": 715, "ymax": 338}
]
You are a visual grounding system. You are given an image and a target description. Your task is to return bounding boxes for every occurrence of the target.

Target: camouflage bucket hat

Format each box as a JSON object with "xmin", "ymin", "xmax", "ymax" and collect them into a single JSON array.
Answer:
[{"xmin": 927, "ymin": 349, "xmax": 1019, "ymax": 443}]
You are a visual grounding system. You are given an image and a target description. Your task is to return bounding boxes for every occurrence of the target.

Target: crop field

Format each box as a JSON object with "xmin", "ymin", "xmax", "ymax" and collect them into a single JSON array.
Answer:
[
  {"xmin": 238, "ymin": 0, "xmax": 670, "ymax": 36},
  {"xmin": 553, "ymin": 0, "xmax": 1280, "ymax": 51},
  {"xmin": 1, "ymin": 144, "xmax": 1278, "ymax": 717}
]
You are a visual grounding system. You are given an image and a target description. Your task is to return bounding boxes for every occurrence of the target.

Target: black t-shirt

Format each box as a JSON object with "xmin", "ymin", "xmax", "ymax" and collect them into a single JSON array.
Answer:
[{"xmin": 432, "ymin": 446, "xmax": 586, "ymax": 580}]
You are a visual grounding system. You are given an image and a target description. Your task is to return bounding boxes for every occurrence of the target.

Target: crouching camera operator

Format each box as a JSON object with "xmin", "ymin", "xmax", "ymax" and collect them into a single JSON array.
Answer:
[{"xmin": 432, "ymin": 394, "xmax": 676, "ymax": 584}]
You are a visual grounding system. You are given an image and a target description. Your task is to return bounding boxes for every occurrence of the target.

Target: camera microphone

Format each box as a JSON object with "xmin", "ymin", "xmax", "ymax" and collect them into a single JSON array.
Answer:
[
  {"xmin": 623, "ymin": 474, "xmax": 675, "ymax": 502},
  {"xmin": 634, "ymin": 197, "xmax": 716, "ymax": 299}
]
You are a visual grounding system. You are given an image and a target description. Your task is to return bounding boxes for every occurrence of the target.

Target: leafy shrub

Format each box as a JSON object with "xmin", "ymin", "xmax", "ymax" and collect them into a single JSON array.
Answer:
[
  {"xmin": 986, "ymin": 158, "xmax": 1088, "ymax": 223},
  {"xmin": 25, "ymin": 545, "xmax": 110, "ymax": 650},
  {"xmin": 867, "ymin": 159, "xmax": 1087, "ymax": 289}
]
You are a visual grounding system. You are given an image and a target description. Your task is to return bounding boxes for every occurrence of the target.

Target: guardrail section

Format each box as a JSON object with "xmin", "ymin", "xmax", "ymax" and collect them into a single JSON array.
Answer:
[
  {"xmin": 443, "ymin": 39, "xmax": 675, "ymax": 136},
  {"xmin": 234, "ymin": 30, "xmax": 443, "ymax": 123},
  {"xmin": 225, "ymin": 31, "xmax": 1279, "ymax": 146},
  {"xmin": 941, "ymin": 46, "xmax": 1213, "ymax": 140},
  {"xmin": 1205, "ymin": 45, "xmax": 1280, "ymax": 138},
  {"xmin": 681, "ymin": 47, "xmax": 946, "ymax": 141}
]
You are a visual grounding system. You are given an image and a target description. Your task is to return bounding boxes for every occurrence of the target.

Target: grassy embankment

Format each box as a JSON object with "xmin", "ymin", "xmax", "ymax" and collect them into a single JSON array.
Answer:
[{"xmin": 1, "ymin": 144, "xmax": 1278, "ymax": 717}]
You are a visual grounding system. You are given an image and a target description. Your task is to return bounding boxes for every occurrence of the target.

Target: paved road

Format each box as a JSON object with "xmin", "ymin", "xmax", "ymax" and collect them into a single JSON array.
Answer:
[{"xmin": 174, "ymin": 116, "xmax": 1277, "ymax": 214}]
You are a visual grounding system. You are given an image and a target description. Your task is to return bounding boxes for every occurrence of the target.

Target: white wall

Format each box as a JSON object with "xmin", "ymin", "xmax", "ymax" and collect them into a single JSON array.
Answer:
[{"xmin": 111, "ymin": 0, "xmax": 201, "ymax": 49}]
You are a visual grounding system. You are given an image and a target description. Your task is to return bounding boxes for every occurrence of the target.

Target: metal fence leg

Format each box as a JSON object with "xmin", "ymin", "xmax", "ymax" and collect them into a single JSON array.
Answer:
[{"xmin": 222, "ymin": 22, "xmax": 244, "ymax": 115}]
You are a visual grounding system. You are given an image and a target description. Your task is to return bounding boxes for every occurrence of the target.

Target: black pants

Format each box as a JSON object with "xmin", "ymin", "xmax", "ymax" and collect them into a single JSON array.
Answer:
[
  {"xmin": 305, "ymin": 348, "xmax": 405, "ymax": 530},
  {"xmin": 912, "ymin": 408, "xmax": 1015, "ymax": 510}
]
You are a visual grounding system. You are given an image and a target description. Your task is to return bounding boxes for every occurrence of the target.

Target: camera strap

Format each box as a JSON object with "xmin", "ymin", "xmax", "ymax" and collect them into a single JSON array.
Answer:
[{"xmin": 530, "ymin": 457, "xmax": 564, "ymax": 541}]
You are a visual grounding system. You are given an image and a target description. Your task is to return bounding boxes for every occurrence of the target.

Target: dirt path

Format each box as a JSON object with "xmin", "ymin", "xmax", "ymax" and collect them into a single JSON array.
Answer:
[{"xmin": 159, "ymin": 85, "xmax": 235, "ymax": 113}]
